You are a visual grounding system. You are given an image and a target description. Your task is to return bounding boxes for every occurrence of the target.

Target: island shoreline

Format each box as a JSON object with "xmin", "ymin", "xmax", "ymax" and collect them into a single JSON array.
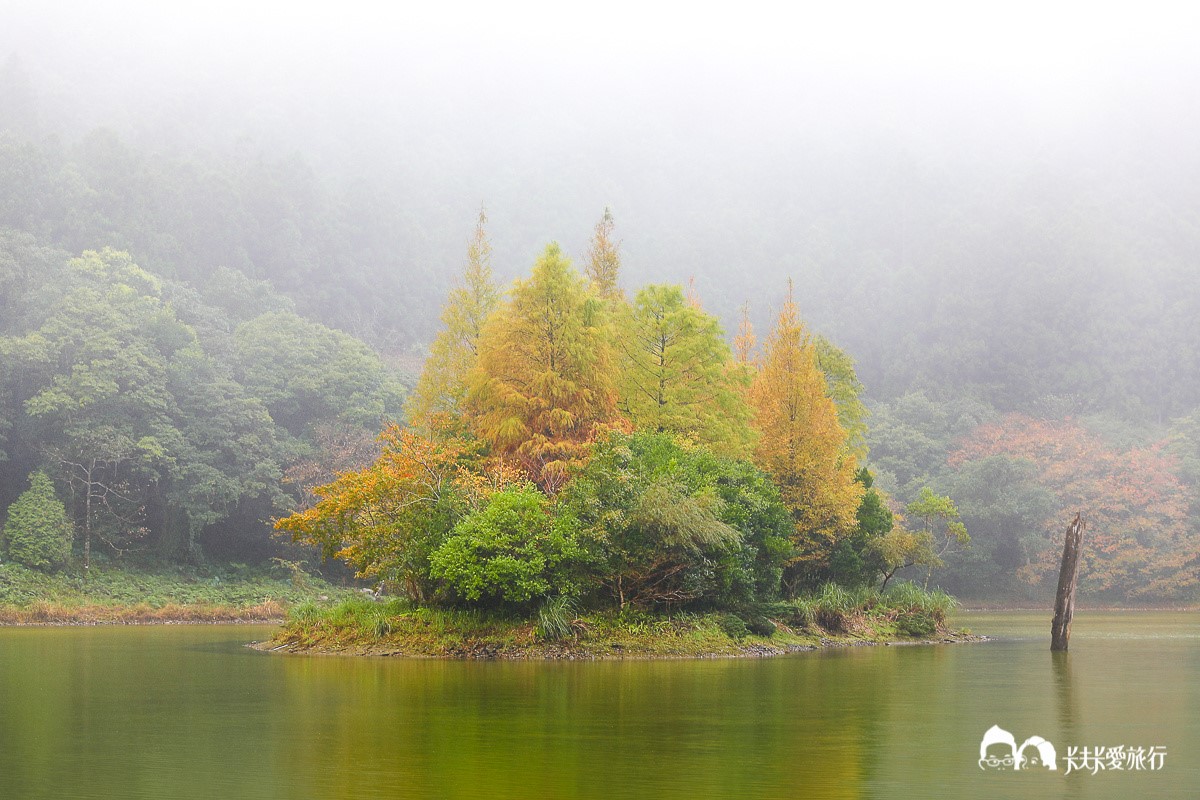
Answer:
[{"xmin": 248, "ymin": 629, "xmax": 988, "ymax": 659}]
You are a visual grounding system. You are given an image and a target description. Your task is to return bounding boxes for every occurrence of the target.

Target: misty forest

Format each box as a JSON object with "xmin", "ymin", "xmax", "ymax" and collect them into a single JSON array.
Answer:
[
  {"xmin": 4, "ymin": 26, "xmax": 1199, "ymax": 612},
  {"xmin": 3, "ymin": 5, "xmax": 1200, "ymax": 798}
]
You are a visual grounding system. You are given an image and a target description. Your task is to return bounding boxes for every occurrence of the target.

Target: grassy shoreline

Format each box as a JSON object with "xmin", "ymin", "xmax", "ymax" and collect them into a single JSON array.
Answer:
[
  {"xmin": 0, "ymin": 602, "xmax": 289, "ymax": 625},
  {"xmin": 0, "ymin": 562, "xmax": 357, "ymax": 625},
  {"xmin": 260, "ymin": 584, "xmax": 983, "ymax": 659}
]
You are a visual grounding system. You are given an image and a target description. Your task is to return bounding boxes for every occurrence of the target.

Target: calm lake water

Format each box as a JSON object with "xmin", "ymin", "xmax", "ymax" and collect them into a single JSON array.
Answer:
[{"xmin": 0, "ymin": 611, "xmax": 1196, "ymax": 799}]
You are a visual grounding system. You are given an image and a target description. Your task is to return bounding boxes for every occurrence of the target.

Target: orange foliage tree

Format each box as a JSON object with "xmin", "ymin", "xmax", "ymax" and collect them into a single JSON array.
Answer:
[
  {"xmin": 275, "ymin": 423, "xmax": 521, "ymax": 601},
  {"xmin": 950, "ymin": 414, "xmax": 1196, "ymax": 599},
  {"xmin": 747, "ymin": 284, "xmax": 863, "ymax": 592},
  {"xmin": 465, "ymin": 243, "xmax": 625, "ymax": 492}
]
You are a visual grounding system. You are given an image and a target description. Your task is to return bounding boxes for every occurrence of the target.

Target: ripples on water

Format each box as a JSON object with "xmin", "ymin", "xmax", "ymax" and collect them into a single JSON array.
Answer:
[{"xmin": 0, "ymin": 611, "xmax": 1195, "ymax": 799}]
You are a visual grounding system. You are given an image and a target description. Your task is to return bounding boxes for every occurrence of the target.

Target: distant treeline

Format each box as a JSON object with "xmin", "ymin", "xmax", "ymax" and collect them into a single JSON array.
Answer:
[{"xmin": 2, "ymin": 65, "xmax": 1199, "ymax": 601}]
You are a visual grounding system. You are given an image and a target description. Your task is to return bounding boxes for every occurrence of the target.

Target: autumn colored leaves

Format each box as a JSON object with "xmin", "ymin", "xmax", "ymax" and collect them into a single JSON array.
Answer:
[
  {"xmin": 414, "ymin": 211, "xmax": 861, "ymax": 528},
  {"xmin": 281, "ymin": 210, "xmax": 866, "ymax": 603}
]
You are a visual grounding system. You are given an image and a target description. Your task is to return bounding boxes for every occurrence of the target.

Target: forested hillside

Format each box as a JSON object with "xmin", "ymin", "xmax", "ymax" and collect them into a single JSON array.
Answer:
[{"xmin": 2, "ymin": 42, "xmax": 1198, "ymax": 601}]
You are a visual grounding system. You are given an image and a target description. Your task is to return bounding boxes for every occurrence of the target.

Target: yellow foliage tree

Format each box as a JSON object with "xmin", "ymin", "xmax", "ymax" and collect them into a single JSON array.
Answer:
[
  {"xmin": 585, "ymin": 207, "xmax": 623, "ymax": 301},
  {"xmin": 733, "ymin": 302, "xmax": 757, "ymax": 364},
  {"xmin": 748, "ymin": 282, "xmax": 863, "ymax": 592},
  {"xmin": 406, "ymin": 208, "xmax": 499, "ymax": 426},
  {"xmin": 275, "ymin": 424, "xmax": 470, "ymax": 601},
  {"xmin": 466, "ymin": 243, "xmax": 624, "ymax": 491}
]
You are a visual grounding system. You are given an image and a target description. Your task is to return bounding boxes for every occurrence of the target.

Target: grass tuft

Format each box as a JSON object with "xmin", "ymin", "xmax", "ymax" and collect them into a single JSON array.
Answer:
[{"xmin": 535, "ymin": 596, "xmax": 577, "ymax": 641}]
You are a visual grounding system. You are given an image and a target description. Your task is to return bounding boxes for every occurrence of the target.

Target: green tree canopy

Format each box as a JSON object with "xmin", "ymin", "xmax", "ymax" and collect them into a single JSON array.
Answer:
[
  {"xmin": 233, "ymin": 310, "xmax": 405, "ymax": 436},
  {"xmin": 561, "ymin": 431, "xmax": 791, "ymax": 608},
  {"xmin": 3, "ymin": 471, "xmax": 73, "ymax": 570},
  {"xmin": 616, "ymin": 284, "xmax": 753, "ymax": 458}
]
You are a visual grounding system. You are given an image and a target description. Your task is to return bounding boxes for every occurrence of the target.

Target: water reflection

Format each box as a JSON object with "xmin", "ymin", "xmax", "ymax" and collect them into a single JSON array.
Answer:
[
  {"xmin": 1052, "ymin": 650, "xmax": 1077, "ymax": 736},
  {"xmin": 0, "ymin": 614, "xmax": 1196, "ymax": 799}
]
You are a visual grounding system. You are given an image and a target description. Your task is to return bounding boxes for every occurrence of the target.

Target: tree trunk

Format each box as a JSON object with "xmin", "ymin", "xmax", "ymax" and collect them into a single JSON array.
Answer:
[
  {"xmin": 1050, "ymin": 513, "xmax": 1085, "ymax": 652},
  {"xmin": 880, "ymin": 568, "xmax": 898, "ymax": 591},
  {"xmin": 83, "ymin": 485, "xmax": 92, "ymax": 579}
]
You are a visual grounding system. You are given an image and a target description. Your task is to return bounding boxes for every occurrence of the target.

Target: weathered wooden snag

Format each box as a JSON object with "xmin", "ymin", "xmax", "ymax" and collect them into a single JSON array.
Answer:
[{"xmin": 1050, "ymin": 513, "xmax": 1085, "ymax": 651}]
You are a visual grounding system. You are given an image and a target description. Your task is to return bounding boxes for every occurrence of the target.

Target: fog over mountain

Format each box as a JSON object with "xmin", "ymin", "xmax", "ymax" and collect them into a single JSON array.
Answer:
[{"xmin": 3, "ymin": 1, "xmax": 1200, "ymax": 599}]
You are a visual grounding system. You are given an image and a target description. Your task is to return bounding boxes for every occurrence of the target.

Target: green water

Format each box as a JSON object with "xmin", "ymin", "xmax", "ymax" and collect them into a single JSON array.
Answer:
[{"xmin": 0, "ymin": 612, "xmax": 1196, "ymax": 798}]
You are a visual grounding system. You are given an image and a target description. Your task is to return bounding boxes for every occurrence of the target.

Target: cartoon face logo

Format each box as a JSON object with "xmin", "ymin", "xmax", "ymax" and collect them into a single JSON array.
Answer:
[
  {"xmin": 979, "ymin": 725, "xmax": 1018, "ymax": 770},
  {"xmin": 979, "ymin": 726, "xmax": 1058, "ymax": 771},
  {"xmin": 1016, "ymin": 736, "xmax": 1058, "ymax": 771}
]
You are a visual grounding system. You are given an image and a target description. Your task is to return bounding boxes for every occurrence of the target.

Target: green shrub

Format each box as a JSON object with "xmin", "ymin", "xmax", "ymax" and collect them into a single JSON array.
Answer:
[
  {"xmin": 716, "ymin": 613, "xmax": 750, "ymax": 640},
  {"xmin": 896, "ymin": 611, "xmax": 937, "ymax": 637},
  {"xmin": 2, "ymin": 472, "xmax": 74, "ymax": 571},
  {"xmin": 430, "ymin": 487, "xmax": 585, "ymax": 605},
  {"xmin": 740, "ymin": 614, "xmax": 776, "ymax": 637}
]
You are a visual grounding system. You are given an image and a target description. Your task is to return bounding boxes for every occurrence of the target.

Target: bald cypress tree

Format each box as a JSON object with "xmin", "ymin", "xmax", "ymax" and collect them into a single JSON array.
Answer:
[
  {"xmin": 467, "ymin": 243, "xmax": 623, "ymax": 491},
  {"xmin": 407, "ymin": 209, "xmax": 500, "ymax": 426},
  {"xmin": 748, "ymin": 283, "xmax": 863, "ymax": 593},
  {"xmin": 585, "ymin": 208, "xmax": 623, "ymax": 301},
  {"xmin": 616, "ymin": 284, "xmax": 753, "ymax": 458},
  {"xmin": 733, "ymin": 302, "xmax": 757, "ymax": 365}
]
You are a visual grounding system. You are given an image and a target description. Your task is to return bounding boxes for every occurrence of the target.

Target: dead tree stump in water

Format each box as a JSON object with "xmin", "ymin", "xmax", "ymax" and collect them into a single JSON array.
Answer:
[{"xmin": 1050, "ymin": 513, "xmax": 1085, "ymax": 651}]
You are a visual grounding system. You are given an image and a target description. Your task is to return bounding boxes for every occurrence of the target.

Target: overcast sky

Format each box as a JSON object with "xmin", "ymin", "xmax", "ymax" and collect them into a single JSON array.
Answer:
[
  {"xmin": 4, "ymin": 0, "xmax": 1199, "ymax": 337},
  {"xmin": 7, "ymin": 1, "xmax": 1198, "ymax": 131}
]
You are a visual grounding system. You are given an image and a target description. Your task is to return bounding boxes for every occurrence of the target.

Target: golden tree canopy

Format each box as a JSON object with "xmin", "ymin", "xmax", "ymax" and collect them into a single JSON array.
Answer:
[
  {"xmin": 585, "ymin": 207, "xmax": 623, "ymax": 301},
  {"xmin": 466, "ymin": 242, "xmax": 623, "ymax": 490},
  {"xmin": 748, "ymin": 284, "xmax": 863, "ymax": 575}
]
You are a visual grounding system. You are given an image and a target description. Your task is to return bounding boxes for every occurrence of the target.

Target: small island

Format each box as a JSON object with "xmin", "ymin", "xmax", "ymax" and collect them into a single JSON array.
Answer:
[
  {"xmin": 262, "ymin": 586, "xmax": 977, "ymax": 659},
  {"xmin": 266, "ymin": 212, "xmax": 977, "ymax": 658}
]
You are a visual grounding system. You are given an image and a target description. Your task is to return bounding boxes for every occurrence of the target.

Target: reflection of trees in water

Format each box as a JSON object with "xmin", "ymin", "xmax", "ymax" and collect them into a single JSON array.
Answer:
[{"xmin": 274, "ymin": 654, "xmax": 885, "ymax": 798}]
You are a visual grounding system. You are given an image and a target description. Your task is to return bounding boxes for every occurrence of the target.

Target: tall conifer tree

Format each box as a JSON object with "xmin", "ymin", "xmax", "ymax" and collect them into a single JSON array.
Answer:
[
  {"xmin": 748, "ymin": 282, "xmax": 863, "ymax": 592},
  {"xmin": 685, "ymin": 276, "xmax": 703, "ymax": 309},
  {"xmin": 467, "ymin": 243, "xmax": 622, "ymax": 491},
  {"xmin": 585, "ymin": 207, "xmax": 623, "ymax": 300},
  {"xmin": 733, "ymin": 302, "xmax": 757, "ymax": 364},
  {"xmin": 616, "ymin": 284, "xmax": 753, "ymax": 458},
  {"xmin": 407, "ymin": 209, "xmax": 499, "ymax": 425}
]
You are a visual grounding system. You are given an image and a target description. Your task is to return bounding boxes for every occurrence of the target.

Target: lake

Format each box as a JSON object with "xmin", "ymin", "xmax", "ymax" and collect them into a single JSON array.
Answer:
[{"xmin": 0, "ymin": 611, "xmax": 1196, "ymax": 798}]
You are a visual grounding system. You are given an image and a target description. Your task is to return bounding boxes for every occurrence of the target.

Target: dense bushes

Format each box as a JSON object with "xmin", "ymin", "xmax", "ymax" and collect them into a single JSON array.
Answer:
[
  {"xmin": 561, "ymin": 431, "xmax": 793, "ymax": 610},
  {"xmin": 430, "ymin": 486, "xmax": 585, "ymax": 604}
]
